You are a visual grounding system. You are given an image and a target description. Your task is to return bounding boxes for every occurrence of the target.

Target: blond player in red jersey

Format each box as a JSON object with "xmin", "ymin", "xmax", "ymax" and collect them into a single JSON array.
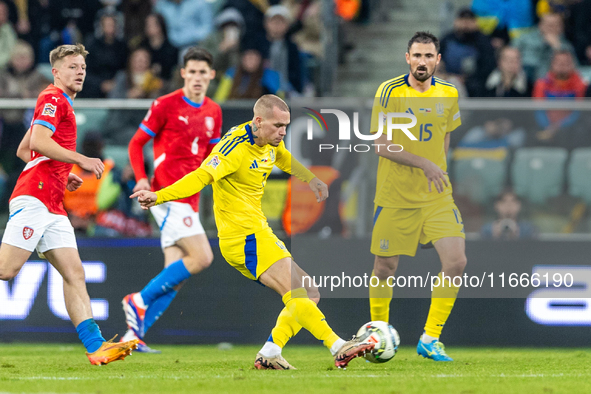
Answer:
[{"xmin": 0, "ymin": 44, "xmax": 138, "ymax": 365}]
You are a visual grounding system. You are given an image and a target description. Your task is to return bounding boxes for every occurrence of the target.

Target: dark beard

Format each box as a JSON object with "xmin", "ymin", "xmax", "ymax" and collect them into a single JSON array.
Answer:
[{"xmin": 411, "ymin": 68, "xmax": 434, "ymax": 82}]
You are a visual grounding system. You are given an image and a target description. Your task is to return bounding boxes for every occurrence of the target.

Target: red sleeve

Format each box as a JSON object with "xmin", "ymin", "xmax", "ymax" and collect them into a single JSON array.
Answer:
[
  {"xmin": 205, "ymin": 106, "xmax": 223, "ymax": 158},
  {"xmin": 129, "ymin": 128, "xmax": 152, "ymax": 181},
  {"xmin": 32, "ymin": 93, "xmax": 63, "ymax": 133},
  {"xmin": 138, "ymin": 98, "xmax": 167, "ymax": 138},
  {"xmin": 532, "ymin": 79, "xmax": 545, "ymax": 98}
]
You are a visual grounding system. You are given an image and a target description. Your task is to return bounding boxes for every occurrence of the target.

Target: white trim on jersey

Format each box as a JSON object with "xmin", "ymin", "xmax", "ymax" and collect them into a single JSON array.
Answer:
[
  {"xmin": 23, "ymin": 156, "xmax": 50, "ymax": 171},
  {"xmin": 154, "ymin": 153, "xmax": 166, "ymax": 170}
]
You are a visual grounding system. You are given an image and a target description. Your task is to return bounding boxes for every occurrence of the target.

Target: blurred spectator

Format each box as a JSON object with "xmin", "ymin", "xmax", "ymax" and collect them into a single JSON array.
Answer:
[
  {"xmin": 263, "ymin": 5, "xmax": 303, "ymax": 95},
  {"xmin": 0, "ymin": 0, "xmax": 17, "ymax": 26},
  {"xmin": 0, "ymin": 40, "xmax": 49, "ymax": 174},
  {"xmin": 440, "ymin": 9, "xmax": 496, "ymax": 97},
  {"xmin": 121, "ymin": 0, "xmax": 153, "ymax": 48},
  {"xmin": 0, "ymin": 1, "xmax": 17, "ymax": 69},
  {"xmin": 457, "ymin": 117, "xmax": 526, "ymax": 150},
  {"xmin": 484, "ymin": 46, "xmax": 532, "ymax": 97},
  {"xmin": 471, "ymin": 0, "xmax": 534, "ymax": 42},
  {"xmin": 213, "ymin": 48, "xmax": 282, "ymax": 102},
  {"xmin": 83, "ymin": 13, "xmax": 128, "ymax": 98},
  {"xmin": 138, "ymin": 13, "xmax": 178, "ymax": 81},
  {"xmin": 481, "ymin": 190, "xmax": 537, "ymax": 240},
  {"xmin": 154, "ymin": 0, "xmax": 213, "ymax": 50},
  {"xmin": 514, "ymin": 13, "xmax": 577, "ymax": 82},
  {"xmin": 532, "ymin": 50, "xmax": 587, "ymax": 147},
  {"xmin": 292, "ymin": 0, "xmax": 322, "ymax": 93},
  {"xmin": 63, "ymin": 132, "xmax": 120, "ymax": 235},
  {"xmin": 108, "ymin": 47, "xmax": 163, "ymax": 98},
  {"xmin": 224, "ymin": 0, "xmax": 280, "ymax": 50},
  {"xmin": 37, "ymin": 0, "xmax": 102, "ymax": 62},
  {"xmin": 201, "ymin": 8, "xmax": 244, "ymax": 94},
  {"xmin": 435, "ymin": 59, "xmax": 468, "ymax": 97},
  {"xmin": 571, "ymin": 0, "xmax": 591, "ymax": 66}
]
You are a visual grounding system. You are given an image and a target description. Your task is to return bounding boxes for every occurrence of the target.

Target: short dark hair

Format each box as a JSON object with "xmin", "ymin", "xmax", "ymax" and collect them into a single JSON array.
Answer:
[
  {"xmin": 407, "ymin": 31, "xmax": 440, "ymax": 53},
  {"xmin": 183, "ymin": 47, "xmax": 213, "ymax": 68},
  {"xmin": 457, "ymin": 8, "xmax": 476, "ymax": 19}
]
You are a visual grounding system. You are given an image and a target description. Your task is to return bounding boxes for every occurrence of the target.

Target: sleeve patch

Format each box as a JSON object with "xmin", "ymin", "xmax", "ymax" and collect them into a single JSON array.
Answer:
[
  {"xmin": 42, "ymin": 103, "xmax": 57, "ymax": 117},
  {"xmin": 453, "ymin": 111, "xmax": 461, "ymax": 121},
  {"xmin": 206, "ymin": 155, "xmax": 220, "ymax": 169}
]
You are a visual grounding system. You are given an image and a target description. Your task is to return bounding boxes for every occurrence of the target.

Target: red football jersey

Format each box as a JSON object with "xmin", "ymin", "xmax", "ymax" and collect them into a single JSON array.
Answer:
[
  {"xmin": 133, "ymin": 90, "xmax": 222, "ymax": 211},
  {"xmin": 10, "ymin": 85, "xmax": 77, "ymax": 216}
]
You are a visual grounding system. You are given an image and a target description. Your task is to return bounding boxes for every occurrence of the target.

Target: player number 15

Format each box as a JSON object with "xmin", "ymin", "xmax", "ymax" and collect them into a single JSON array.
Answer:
[{"xmin": 419, "ymin": 123, "xmax": 432, "ymax": 142}]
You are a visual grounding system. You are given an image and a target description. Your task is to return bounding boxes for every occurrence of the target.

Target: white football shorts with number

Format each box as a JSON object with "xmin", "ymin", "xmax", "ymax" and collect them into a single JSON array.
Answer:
[
  {"xmin": 2, "ymin": 196, "xmax": 77, "ymax": 256},
  {"xmin": 150, "ymin": 201, "xmax": 205, "ymax": 249}
]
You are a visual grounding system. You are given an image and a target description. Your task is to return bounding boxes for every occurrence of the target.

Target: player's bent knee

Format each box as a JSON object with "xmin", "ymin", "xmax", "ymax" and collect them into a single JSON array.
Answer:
[
  {"xmin": 62, "ymin": 265, "xmax": 86, "ymax": 285},
  {"xmin": 183, "ymin": 254, "xmax": 212, "ymax": 274},
  {"xmin": 374, "ymin": 256, "xmax": 398, "ymax": 279}
]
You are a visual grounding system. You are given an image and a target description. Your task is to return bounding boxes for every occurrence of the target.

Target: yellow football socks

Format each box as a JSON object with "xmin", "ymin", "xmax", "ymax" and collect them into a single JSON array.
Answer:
[
  {"xmin": 424, "ymin": 272, "xmax": 460, "ymax": 338},
  {"xmin": 270, "ymin": 307, "xmax": 302, "ymax": 348},
  {"xmin": 369, "ymin": 270, "xmax": 393, "ymax": 322},
  {"xmin": 282, "ymin": 288, "xmax": 340, "ymax": 349}
]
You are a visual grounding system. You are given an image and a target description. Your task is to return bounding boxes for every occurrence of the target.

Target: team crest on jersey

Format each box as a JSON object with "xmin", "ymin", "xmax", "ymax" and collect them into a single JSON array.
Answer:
[
  {"xmin": 207, "ymin": 155, "xmax": 220, "ymax": 169},
  {"xmin": 42, "ymin": 103, "xmax": 57, "ymax": 117},
  {"xmin": 436, "ymin": 103, "xmax": 445, "ymax": 117},
  {"xmin": 379, "ymin": 239, "xmax": 389, "ymax": 251},
  {"xmin": 23, "ymin": 226, "xmax": 34, "ymax": 240},
  {"xmin": 38, "ymin": 181, "xmax": 43, "ymax": 189},
  {"xmin": 270, "ymin": 149, "xmax": 275, "ymax": 162},
  {"xmin": 183, "ymin": 216, "xmax": 193, "ymax": 227},
  {"xmin": 205, "ymin": 116, "xmax": 215, "ymax": 131}
]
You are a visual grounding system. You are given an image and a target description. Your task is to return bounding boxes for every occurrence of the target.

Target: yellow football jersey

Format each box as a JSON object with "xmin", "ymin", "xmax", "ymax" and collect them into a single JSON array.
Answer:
[
  {"xmin": 201, "ymin": 121, "xmax": 314, "ymax": 239},
  {"xmin": 370, "ymin": 74, "xmax": 461, "ymax": 208}
]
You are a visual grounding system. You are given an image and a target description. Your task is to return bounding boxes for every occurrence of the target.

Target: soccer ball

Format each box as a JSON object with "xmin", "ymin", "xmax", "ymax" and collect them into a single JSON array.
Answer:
[{"xmin": 356, "ymin": 321, "xmax": 400, "ymax": 363}]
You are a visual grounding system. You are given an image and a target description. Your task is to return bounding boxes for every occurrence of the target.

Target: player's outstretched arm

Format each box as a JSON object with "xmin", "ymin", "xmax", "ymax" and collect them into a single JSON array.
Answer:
[
  {"xmin": 131, "ymin": 167, "xmax": 213, "ymax": 209},
  {"xmin": 16, "ymin": 128, "xmax": 32, "ymax": 163},
  {"xmin": 30, "ymin": 124, "xmax": 105, "ymax": 179},
  {"xmin": 373, "ymin": 133, "xmax": 448, "ymax": 193}
]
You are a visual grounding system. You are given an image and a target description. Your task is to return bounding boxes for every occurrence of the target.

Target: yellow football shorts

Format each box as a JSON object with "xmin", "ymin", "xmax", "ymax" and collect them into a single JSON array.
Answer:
[
  {"xmin": 371, "ymin": 199, "xmax": 465, "ymax": 257},
  {"xmin": 219, "ymin": 227, "xmax": 292, "ymax": 280}
]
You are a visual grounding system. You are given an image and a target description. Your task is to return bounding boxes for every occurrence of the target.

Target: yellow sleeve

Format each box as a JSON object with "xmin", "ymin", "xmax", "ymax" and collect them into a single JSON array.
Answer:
[
  {"xmin": 275, "ymin": 141, "xmax": 315, "ymax": 182},
  {"xmin": 447, "ymin": 92, "xmax": 461, "ymax": 132},
  {"xmin": 155, "ymin": 168, "xmax": 213, "ymax": 205},
  {"xmin": 200, "ymin": 143, "xmax": 243, "ymax": 181}
]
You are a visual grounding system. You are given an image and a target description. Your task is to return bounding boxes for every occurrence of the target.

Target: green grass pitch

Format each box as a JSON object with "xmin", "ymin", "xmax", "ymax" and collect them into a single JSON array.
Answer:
[{"xmin": 1, "ymin": 344, "xmax": 591, "ymax": 393}]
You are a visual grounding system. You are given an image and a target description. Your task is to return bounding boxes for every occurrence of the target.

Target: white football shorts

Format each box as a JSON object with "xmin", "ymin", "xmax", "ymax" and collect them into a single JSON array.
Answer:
[
  {"xmin": 150, "ymin": 201, "xmax": 205, "ymax": 249},
  {"xmin": 2, "ymin": 195, "xmax": 77, "ymax": 255}
]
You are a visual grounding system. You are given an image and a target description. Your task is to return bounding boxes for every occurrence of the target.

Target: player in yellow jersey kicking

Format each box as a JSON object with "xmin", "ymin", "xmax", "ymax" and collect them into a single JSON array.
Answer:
[
  {"xmin": 131, "ymin": 94, "xmax": 375, "ymax": 370},
  {"xmin": 368, "ymin": 32, "xmax": 467, "ymax": 361}
]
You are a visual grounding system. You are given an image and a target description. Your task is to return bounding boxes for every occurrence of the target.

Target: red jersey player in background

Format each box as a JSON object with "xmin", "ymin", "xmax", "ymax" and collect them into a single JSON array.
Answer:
[
  {"xmin": 0, "ymin": 44, "xmax": 138, "ymax": 365},
  {"xmin": 122, "ymin": 47, "xmax": 222, "ymax": 352}
]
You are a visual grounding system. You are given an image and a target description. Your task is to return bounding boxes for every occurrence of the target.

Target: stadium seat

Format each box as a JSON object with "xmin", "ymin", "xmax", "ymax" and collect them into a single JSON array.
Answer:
[
  {"xmin": 452, "ymin": 149, "xmax": 508, "ymax": 205},
  {"xmin": 511, "ymin": 147, "xmax": 568, "ymax": 204},
  {"xmin": 568, "ymin": 148, "xmax": 591, "ymax": 204},
  {"xmin": 103, "ymin": 145, "xmax": 129, "ymax": 168}
]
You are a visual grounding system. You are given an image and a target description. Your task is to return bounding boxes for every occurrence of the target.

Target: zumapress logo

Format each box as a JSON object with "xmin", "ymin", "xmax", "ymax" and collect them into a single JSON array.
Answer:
[{"xmin": 304, "ymin": 108, "xmax": 417, "ymax": 152}]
